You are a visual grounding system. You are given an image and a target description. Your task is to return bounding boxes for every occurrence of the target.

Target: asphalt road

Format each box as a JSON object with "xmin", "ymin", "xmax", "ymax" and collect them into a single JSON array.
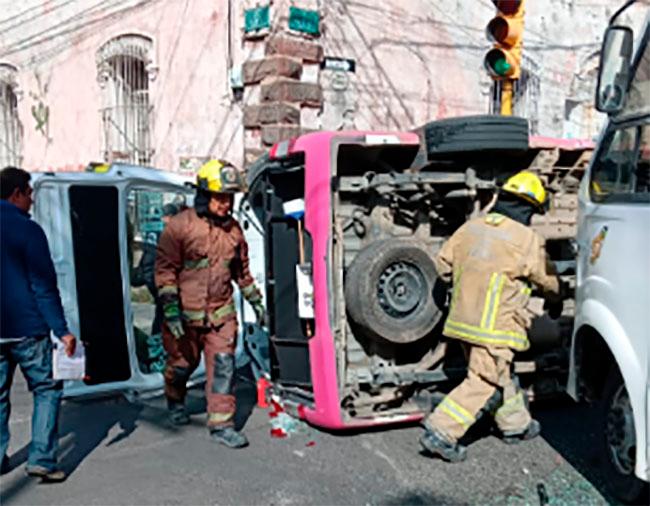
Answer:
[{"xmin": 0, "ymin": 368, "xmax": 616, "ymax": 506}]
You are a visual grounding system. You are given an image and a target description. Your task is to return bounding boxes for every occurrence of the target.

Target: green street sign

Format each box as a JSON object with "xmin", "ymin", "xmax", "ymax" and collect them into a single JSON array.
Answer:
[
  {"xmin": 288, "ymin": 6, "xmax": 320, "ymax": 36},
  {"xmin": 244, "ymin": 5, "xmax": 270, "ymax": 33}
]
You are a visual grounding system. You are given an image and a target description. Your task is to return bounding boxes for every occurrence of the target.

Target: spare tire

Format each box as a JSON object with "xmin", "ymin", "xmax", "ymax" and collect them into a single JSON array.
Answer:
[
  {"xmin": 345, "ymin": 239, "xmax": 443, "ymax": 344},
  {"xmin": 424, "ymin": 115, "xmax": 529, "ymax": 159}
]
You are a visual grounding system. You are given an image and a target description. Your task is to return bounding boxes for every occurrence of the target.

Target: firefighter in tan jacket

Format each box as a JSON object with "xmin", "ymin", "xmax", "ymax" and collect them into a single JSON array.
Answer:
[
  {"xmin": 420, "ymin": 171, "xmax": 564, "ymax": 462},
  {"xmin": 155, "ymin": 160, "xmax": 264, "ymax": 449}
]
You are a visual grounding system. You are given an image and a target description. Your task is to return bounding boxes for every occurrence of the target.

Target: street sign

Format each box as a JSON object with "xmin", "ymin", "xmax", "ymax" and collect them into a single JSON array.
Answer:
[{"xmin": 321, "ymin": 57, "xmax": 356, "ymax": 73}]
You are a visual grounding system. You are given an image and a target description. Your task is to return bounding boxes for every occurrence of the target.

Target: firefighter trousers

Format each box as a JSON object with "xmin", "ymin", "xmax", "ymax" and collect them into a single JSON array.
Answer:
[
  {"xmin": 425, "ymin": 344, "xmax": 531, "ymax": 442},
  {"xmin": 162, "ymin": 318, "xmax": 238, "ymax": 428}
]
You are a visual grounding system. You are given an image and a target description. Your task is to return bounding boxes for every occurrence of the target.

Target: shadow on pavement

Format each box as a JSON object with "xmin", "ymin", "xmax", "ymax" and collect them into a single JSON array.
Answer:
[
  {"xmin": 0, "ymin": 365, "xmax": 257, "ymax": 505},
  {"xmin": 533, "ymin": 396, "xmax": 616, "ymax": 503},
  {"xmin": 380, "ymin": 489, "xmax": 466, "ymax": 506}
]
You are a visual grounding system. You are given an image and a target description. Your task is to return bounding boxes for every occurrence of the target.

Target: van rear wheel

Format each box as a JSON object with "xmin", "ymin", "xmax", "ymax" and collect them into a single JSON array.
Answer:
[
  {"xmin": 344, "ymin": 239, "xmax": 443, "ymax": 344},
  {"xmin": 599, "ymin": 367, "xmax": 649, "ymax": 504}
]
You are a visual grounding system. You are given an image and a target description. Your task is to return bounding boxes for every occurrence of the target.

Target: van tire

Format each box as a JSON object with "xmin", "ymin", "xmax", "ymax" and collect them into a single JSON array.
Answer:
[
  {"xmin": 424, "ymin": 115, "xmax": 529, "ymax": 159},
  {"xmin": 598, "ymin": 367, "xmax": 649, "ymax": 504},
  {"xmin": 345, "ymin": 239, "xmax": 442, "ymax": 344}
]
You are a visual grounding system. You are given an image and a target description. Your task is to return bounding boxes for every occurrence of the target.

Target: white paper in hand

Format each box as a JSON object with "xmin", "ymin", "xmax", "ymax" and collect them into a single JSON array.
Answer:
[{"xmin": 52, "ymin": 337, "xmax": 85, "ymax": 380}]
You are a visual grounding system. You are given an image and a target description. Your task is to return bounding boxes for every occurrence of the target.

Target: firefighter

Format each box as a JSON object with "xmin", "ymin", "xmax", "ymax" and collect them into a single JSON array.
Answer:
[
  {"xmin": 155, "ymin": 160, "xmax": 264, "ymax": 448},
  {"xmin": 420, "ymin": 171, "xmax": 564, "ymax": 462}
]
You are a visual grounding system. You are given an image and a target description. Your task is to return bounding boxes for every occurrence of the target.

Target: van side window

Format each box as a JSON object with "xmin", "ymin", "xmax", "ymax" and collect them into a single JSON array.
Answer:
[{"xmin": 590, "ymin": 124, "xmax": 650, "ymax": 203}]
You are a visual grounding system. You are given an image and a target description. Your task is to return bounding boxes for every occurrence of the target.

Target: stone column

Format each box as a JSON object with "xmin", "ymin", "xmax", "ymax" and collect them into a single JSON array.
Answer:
[{"xmin": 241, "ymin": 2, "xmax": 323, "ymax": 169}]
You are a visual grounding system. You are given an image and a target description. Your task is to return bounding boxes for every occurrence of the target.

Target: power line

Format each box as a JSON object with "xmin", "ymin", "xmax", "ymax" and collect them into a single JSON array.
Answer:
[
  {"xmin": 0, "ymin": 0, "xmax": 81, "ymax": 32},
  {"xmin": 1, "ymin": 0, "xmax": 124, "ymax": 56},
  {"xmin": 0, "ymin": 0, "xmax": 141, "ymax": 61}
]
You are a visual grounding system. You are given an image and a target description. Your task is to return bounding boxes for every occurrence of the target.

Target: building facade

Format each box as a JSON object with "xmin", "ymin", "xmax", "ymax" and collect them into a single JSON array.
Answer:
[{"xmin": 0, "ymin": 0, "xmax": 642, "ymax": 173}]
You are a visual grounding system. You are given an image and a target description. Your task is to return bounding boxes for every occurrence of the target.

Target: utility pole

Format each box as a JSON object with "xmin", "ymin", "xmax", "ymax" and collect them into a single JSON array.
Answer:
[{"xmin": 484, "ymin": 0, "xmax": 525, "ymax": 116}]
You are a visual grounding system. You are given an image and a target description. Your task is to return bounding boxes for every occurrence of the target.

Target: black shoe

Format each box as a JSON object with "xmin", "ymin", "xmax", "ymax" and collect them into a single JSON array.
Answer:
[
  {"xmin": 25, "ymin": 465, "xmax": 67, "ymax": 482},
  {"xmin": 419, "ymin": 428, "xmax": 467, "ymax": 463},
  {"xmin": 168, "ymin": 402, "xmax": 191, "ymax": 426},
  {"xmin": 501, "ymin": 419, "xmax": 541, "ymax": 445},
  {"xmin": 210, "ymin": 427, "xmax": 249, "ymax": 449}
]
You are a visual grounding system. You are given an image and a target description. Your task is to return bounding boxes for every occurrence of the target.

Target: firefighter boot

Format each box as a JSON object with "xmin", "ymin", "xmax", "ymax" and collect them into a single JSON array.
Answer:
[
  {"xmin": 168, "ymin": 400, "xmax": 190, "ymax": 426},
  {"xmin": 419, "ymin": 427, "xmax": 467, "ymax": 463},
  {"xmin": 210, "ymin": 427, "xmax": 249, "ymax": 449},
  {"xmin": 501, "ymin": 419, "xmax": 541, "ymax": 445}
]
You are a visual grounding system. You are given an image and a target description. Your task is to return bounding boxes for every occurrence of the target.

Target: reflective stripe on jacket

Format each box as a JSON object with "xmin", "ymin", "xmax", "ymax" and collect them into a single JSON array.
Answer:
[
  {"xmin": 435, "ymin": 213, "xmax": 560, "ymax": 351},
  {"xmin": 154, "ymin": 209, "xmax": 257, "ymax": 326}
]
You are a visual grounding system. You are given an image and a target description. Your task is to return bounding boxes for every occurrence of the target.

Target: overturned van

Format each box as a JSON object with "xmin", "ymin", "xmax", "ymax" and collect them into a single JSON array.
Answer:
[
  {"xmin": 244, "ymin": 122, "xmax": 593, "ymax": 430},
  {"xmin": 32, "ymin": 163, "xmax": 266, "ymax": 400}
]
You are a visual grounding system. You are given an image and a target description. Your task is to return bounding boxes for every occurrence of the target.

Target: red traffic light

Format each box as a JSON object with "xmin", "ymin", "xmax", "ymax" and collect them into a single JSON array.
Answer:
[
  {"xmin": 487, "ymin": 15, "xmax": 523, "ymax": 46},
  {"xmin": 491, "ymin": 0, "xmax": 522, "ymax": 15}
]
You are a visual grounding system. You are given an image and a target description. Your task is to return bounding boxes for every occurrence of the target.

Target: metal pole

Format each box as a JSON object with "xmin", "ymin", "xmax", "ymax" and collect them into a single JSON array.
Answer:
[{"xmin": 501, "ymin": 79, "xmax": 513, "ymax": 115}]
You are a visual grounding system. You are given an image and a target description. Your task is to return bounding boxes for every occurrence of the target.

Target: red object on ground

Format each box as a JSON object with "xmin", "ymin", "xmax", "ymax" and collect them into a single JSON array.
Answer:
[
  {"xmin": 306, "ymin": 441, "xmax": 316, "ymax": 447},
  {"xmin": 256, "ymin": 377, "xmax": 271, "ymax": 408},
  {"xmin": 270, "ymin": 428, "xmax": 287, "ymax": 438}
]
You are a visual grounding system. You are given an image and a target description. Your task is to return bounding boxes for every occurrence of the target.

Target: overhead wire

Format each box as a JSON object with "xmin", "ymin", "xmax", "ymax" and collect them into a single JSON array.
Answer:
[
  {"xmin": 1, "ymin": 0, "xmax": 131, "ymax": 57},
  {"xmin": 0, "ymin": 0, "xmax": 80, "ymax": 30},
  {"xmin": 3, "ymin": 0, "xmax": 155, "ymax": 68}
]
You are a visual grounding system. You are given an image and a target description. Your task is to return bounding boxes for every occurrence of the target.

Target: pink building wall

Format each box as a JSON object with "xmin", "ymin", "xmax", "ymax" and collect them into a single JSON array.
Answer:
[
  {"xmin": 0, "ymin": 0, "xmax": 646, "ymax": 172},
  {"xmin": 2, "ymin": 0, "xmax": 245, "ymax": 172}
]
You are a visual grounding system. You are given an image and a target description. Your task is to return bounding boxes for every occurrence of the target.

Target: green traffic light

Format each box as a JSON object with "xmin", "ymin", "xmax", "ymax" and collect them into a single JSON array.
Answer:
[{"xmin": 494, "ymin": 58, "xmax": 511, "ymax": 76}]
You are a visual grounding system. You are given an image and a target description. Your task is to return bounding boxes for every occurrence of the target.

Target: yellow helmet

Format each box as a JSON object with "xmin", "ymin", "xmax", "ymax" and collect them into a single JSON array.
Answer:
[
  {"xmin": 196, "ymin": 159, "xmax": 245, "ymax": 193},
  {"xmin": 501, "ymin": 171, "xmax": 547, "ymax": 211}
]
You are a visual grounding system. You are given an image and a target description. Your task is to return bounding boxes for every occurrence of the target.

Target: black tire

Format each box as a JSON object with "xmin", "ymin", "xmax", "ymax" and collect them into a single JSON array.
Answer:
[
  {"xmin": 598, "ymin": 367, "xmax": 649, "ymax": 504},
  {"xmin": 424, "ymin": 115, "xmax": 529, "ymax": 159},
  {"xmin": 344, "ymin": 239, "xmax": 442, "ymax": 344}
]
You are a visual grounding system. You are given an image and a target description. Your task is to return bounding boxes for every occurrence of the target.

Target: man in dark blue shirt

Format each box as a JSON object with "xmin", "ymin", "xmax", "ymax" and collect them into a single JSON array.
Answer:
[{"xmin": 0, "ymin": 166, "xmax": 76, "ymax": 482}]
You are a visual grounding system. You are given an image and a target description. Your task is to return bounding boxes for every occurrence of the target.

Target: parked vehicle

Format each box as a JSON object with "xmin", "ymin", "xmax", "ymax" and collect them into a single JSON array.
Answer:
[{"xmin": 567, "ymin": 3, "xmax": 650, "ymax": 501}]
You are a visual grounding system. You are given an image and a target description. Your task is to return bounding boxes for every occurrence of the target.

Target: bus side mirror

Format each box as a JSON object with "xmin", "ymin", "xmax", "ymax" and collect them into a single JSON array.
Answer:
[{"xmin": 596, "ymin": 25, "xmax": 634, "ymax": 115}]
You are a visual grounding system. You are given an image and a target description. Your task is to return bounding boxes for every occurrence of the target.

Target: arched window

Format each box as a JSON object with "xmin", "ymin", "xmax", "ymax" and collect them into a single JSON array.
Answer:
[
  {"xmin": 97, "ymin": 34, "xmax": 156, "ymax": 165},
  {"xmin": 0, "ymin": 63, "xmax": 22, "ymax": 167}
]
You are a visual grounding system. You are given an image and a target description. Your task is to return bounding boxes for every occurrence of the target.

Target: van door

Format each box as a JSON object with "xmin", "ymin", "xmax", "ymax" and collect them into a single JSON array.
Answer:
[
  {"xmin": 124, "ymin": 184, "xmax": 203, "ymax": 387},
  {"xmin": 245, "ymin": 155, "xmax": 314, "ymax": 396},
  {"xmin": 234, "ymin": 195, "xmax": 270, "ymax": 379},
  {"xmin": 577, "ymin": 121, "xmax": 650, "ymax": 357},
  {"xmin": 34, "ymin": 176, "xmax": 198, "ymax": 398}
]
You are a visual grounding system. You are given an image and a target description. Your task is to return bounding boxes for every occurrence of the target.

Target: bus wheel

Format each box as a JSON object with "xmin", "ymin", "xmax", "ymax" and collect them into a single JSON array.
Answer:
[{"xmin": 599, "ymin": 367, "xmax": 648, "ymax": 504}]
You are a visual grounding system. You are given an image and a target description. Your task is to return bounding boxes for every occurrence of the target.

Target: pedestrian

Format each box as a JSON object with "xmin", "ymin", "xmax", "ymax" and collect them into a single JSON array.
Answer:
[
  {"xmin": 155, "ymin": 160, "xmax": 264, "ymax": 448},
  {"xmin": 0, "ymin": 166, "xmax": 77, "ymax": 482},
  {"xmin": 419, "ymin": 171, "xmax": 565, "ymax": 462}
]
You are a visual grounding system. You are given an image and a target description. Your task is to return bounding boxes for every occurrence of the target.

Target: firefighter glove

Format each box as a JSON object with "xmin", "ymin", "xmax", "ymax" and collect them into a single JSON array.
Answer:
[
  {"xmin": 160, "ymin": 288, "xmax": 183, "ymax": 339},
  {"xmin": 252, "ymin": 300, "xmax": 265, "ymax": 326},
  {"xmin": 544, "ymin": 298, "xmax": 563, "ymax": 320},
  {"xmin": 559, "ymin": 279, "xmax": 572, "ymax": 300},
  {"xmin": 166, "ymin": 319, "xmax": 185, "ymax": 340}
]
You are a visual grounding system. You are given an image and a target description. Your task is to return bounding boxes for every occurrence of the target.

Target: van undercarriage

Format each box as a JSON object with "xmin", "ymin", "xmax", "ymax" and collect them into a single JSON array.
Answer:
[{"xmin": 329, "ymin": 136, "xmax": 592, "ymax": 422}]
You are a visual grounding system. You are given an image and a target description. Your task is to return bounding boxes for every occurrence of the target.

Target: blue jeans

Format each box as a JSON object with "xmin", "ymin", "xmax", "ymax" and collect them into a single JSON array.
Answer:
[{"xmin": 0, "ymin": 336, "xmax": 63, "ymax": 470}]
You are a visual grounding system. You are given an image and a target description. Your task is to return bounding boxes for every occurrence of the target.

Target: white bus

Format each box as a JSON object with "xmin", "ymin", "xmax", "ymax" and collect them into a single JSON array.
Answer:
[{"xmin": 568, "ymin": 1, "xmax": 650, "ymax": 502}]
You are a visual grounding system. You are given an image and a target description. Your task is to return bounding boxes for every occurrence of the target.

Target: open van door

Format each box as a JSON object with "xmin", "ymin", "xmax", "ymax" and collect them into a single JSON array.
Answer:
[
  {"xmin": 233, "ymin": 195, "xmax": 270, "ymax": 380},
  {"xmin": 32, "ymin": 164, "xmax": 202, "ymax": 400}
]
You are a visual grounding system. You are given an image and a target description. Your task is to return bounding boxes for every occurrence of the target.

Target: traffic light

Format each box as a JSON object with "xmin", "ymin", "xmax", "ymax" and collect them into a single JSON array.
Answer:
[{"xmin": 484, "ymin": 0, "xmax": 525, "ymax": 80}]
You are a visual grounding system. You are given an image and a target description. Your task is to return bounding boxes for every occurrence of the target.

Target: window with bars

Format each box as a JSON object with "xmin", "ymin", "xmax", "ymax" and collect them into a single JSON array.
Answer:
[
  {"xmin": 97, "ymin": 35, "xmax": 156, "ymax": 165},
  {"xmin": 0, "ymin": 64, "xmax": 22, "ymax": 167}
]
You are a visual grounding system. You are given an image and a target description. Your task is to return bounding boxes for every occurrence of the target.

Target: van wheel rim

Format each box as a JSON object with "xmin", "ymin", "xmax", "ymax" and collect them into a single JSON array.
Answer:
[
  {"xmin": 377, "ymin": 261, "xmax": 425, "ymax": 318},
  {"xmin": 606, "ymin": 384, "xmax": 636, "ymax": 475}
]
